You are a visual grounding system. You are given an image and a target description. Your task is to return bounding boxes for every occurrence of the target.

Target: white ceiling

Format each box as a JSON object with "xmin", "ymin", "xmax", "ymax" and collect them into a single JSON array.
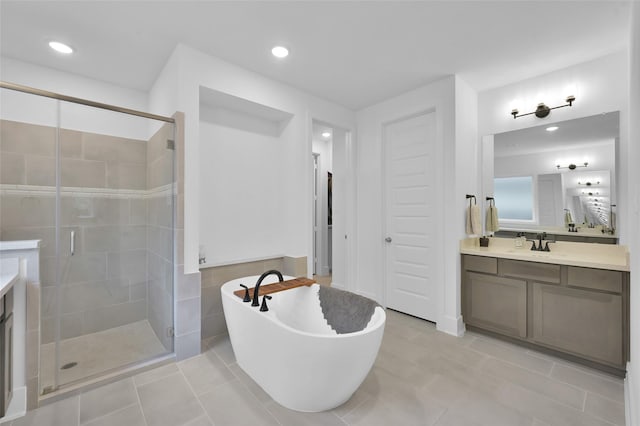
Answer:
[{"xmin": 0, "ymin": 1, "xmax": 632, "ymax": 110}]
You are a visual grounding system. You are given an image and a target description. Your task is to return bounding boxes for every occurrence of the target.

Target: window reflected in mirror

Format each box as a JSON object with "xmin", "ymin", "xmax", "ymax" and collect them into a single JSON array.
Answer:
[{"xmin": 494, "ymin": 176, "xmax": 534, "ymax": 221}]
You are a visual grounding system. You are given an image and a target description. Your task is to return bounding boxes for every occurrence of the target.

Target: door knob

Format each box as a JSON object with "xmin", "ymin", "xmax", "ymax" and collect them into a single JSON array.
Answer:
[{"xmin": 385, "ymin": 237, "xmax": 392, "ymax": 243}]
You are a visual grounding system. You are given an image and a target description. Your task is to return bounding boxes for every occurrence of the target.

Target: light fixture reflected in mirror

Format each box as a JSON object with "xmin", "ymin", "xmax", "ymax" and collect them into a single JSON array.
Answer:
[
  {"xmin": 578, "ymin": 180, "xmax": 600, "ymax": 186},
  {"xmin": 557, "ymin": 162, "xmax": 588, "ymax": 170},
  {"xmin": 511, "ymin": 95, "xmax": 576, "ymax": 119}
]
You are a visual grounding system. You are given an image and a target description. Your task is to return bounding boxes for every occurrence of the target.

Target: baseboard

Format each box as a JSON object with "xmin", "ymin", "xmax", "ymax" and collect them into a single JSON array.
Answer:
[
  {"xmin": 0, "ymin": 386, "xmax": 26, "ymax": 424},
  {"xmin": 625, "ymin": 362, "xmax": 638, "ymax": 426},
  {"xmin": 437, "ymin": 314, "xmax": 465, "ymax": 337}
]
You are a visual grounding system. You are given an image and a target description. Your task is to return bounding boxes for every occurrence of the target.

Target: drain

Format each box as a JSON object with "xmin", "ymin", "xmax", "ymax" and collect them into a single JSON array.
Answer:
[{"xmin": 60, "ymin": 362, "xmax": 78, "ymax": 370}]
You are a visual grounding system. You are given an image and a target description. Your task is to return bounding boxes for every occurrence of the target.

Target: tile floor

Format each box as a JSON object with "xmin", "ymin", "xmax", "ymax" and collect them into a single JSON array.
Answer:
[
  {"xmin": 39, "ymin": 320, "xmax": 168, "ymax": 391},
  {"xmin": 3, "ymin": 310, "xmax": 626, "ymax": 426}
]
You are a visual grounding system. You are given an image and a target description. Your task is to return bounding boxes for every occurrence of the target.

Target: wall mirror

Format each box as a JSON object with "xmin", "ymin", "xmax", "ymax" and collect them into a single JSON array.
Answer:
[{"xmin": 484, "ymin": 111, "xmax": 619, "ymax": 241}]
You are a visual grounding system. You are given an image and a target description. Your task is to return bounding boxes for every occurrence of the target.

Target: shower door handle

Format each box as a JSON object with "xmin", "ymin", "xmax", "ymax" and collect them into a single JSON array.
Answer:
[{"xmin": 70, "ymin": 230, "xmax": 75, "ymax": 256}]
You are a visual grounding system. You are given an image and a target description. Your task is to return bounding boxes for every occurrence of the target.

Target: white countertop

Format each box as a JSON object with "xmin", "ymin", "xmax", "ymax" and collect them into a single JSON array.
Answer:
[
  {"xmin": 460, "ymin": 237, "xmax": 630, "ymax": 271},
  {"xmin": 0, "ymin": 240, "xmax": 41, "ymax": 251},
  {"xmin": 0, "ymin": 257, "xmax": 20, "ymax": 298}
]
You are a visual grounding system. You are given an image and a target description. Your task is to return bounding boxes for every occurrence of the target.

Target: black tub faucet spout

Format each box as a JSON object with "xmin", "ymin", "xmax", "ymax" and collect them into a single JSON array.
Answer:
[{"xmin": 252, "ymin": 270, "xmax": 284, "ymax": 307}]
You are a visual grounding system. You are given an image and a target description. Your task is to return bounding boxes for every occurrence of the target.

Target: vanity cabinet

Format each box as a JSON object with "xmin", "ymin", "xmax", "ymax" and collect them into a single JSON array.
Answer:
[
  {"xmin": 464, "ymin": 272, "xmax": 526, "ymax": 338},
  {"xmin": 462, "ymin": 255, "xmax": 629, "ymax": 373}
]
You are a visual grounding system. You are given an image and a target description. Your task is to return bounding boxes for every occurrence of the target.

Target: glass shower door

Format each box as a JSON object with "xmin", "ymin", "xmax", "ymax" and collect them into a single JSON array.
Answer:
[{"xmin": 46, "ymin": 100, "xmax": 176, "ymax": 390}]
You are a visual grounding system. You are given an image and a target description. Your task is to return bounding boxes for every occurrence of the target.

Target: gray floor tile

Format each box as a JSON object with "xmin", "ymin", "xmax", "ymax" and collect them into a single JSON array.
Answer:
[
  {"xmin": 177, "ymin": 351, "xmax": 235, "ymax": 395},
  {"xmin": 181, "ymin": 416, "xmax": 213, "ymax": 426},
  {"xmin": 469, "ymin": 336, "xmax": 554, "ymax": 375},
  {"xmin": 550, "ymin": 363, "xmax": 624, "ymax": 402},
  {"xmin": 496, "ymin": 383, "xmax": 615, "ymax": 426},
  {"xmin": 228, "ymin": 362, "xmax": 273, "ymax": 404},
  {"xmin": 79, "ymin": 378, "xmax": 138, "ymax": 424},
  {"xmin": 433, "ymin": 408, "xmax": 497, "ymax": 426},
  {"xmin": 481, "ymin": 357, "xmax": 586, "ymax": 410},
  {"xmin": 206, "ymin": 334, "xmax": 235, "ymax": 365},
  {"xmin": 137, "ymin": 372, "xmax": 204, "ymax": 426},
  {"xmin": 82, "ymin": 404, "xmax": 146, "ymax": 426},
  {"xmin": 342, "ymin": 390, "xmax": 447, "ymax": 426},
  {"xmin": 264, "ymin": 400, "xmax": 347, "ymax": 425},
  {"xmin": 6, "ymin": 309, "xmax": 628, "ymax": 426},
  {"xmin": 134, "ymin": 363, "xmax": 179, "ymax": 387},
  {"xmin": 331, "ymin": 388, "xmax": 371, "ymax": 419},
  {"xmin": 197, "ymin": 379, "xmax": 279, "ymax": 426},
  {"xmin": 448, "ymin": 383, "xmax": 534, "ymax": 426},
  {"xmin": 584, "ymin": 392, "xmax": 626, "ymax": 426},
  {"xmin": 10, "ymin": 395, "xmax": 79, "ymax": 426}
]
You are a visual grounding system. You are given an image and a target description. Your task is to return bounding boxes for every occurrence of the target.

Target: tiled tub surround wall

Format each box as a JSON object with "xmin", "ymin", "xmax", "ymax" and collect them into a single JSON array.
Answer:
[
  {"xmin": 0, "ymin": 119, "xmax": 176, "ymax": 389},
  {"xmin": 200, "ymin": 256, "xmax": 307, "ymax": 340}
]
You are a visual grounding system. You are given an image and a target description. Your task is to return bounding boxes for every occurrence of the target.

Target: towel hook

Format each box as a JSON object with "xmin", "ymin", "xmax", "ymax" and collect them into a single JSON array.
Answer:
[
  {"xmin": 486, "ymin": 196, "xmax": 495, "ymax": 207},
  {"xmin": 466, "ymin": 194, "xmax": 476, "ymax": 206}
]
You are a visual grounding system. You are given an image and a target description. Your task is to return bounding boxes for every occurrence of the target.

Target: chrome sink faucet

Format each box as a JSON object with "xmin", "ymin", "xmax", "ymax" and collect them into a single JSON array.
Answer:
[{"xmin": 252, "ymin": 270, "xmax": 284, "ymax": 307}]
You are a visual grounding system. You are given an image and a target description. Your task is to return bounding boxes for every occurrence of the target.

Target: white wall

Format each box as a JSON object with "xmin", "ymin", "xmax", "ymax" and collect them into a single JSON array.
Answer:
[
  {"xmin": 626, "ymin": 3, "xmax": 640, "ymax": 426},
  {"xmin": 1, "ymin": 57, "xmax": 151, "ymax": 139},
  {"xmin": 149, "ymin": 44, "xmax": 356, "ymax": 275},
  {"xmin": 199, "ymin": 119, "xmax": 285, "ymax": 264},
  {"xmin": 355, "ymin": 75, "xmax": 478, "ymax": 336}
]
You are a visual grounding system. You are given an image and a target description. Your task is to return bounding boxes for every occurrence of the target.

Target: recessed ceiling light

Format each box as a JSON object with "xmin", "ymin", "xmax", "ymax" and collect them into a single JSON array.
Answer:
[
  {"xmin": 271, "ymin": 46, "xmax": 289, "ymax": 58},
  {"xmin": 49, "ymin": 41, "xmax": 73, "ymax": 54},
  {"xmin": 546, "ymin": 126, "xmax": 559, "ymax": 132},
  {"xmin": 321, "ymin": 132, "xmax": 331, "ymax": 138}
]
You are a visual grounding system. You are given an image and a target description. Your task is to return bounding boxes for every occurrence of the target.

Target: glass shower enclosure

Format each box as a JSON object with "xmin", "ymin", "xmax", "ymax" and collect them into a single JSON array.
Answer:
[{"xmin": 0, "ymin": 83, "xmax": 175, "ymax": 395}]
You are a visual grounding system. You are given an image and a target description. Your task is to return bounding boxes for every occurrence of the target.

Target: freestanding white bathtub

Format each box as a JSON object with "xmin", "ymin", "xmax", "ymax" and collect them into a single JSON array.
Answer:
[{"xmin": 221, "ymin": 274, "xmax": 385, "ymax": 412}]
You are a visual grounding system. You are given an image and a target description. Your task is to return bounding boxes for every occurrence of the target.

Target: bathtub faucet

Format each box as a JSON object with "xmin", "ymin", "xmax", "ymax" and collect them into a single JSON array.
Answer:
[{"xmin": 252, "ymin": 270, "xmax": 284, "ymax": 307}]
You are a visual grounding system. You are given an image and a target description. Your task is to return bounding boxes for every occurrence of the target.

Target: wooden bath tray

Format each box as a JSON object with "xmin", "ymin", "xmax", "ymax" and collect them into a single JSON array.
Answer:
[{"xmin": 233, "ymin": 277, "xmax": 316, "ymax": 299}]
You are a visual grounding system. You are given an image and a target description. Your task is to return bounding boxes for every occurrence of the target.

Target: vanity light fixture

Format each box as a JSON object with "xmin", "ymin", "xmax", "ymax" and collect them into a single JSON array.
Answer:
[
  {"xmin": 511, "ymin": 95, "xmax": 576, "ymax": 119},
  {"xmin": 556, "ymin": 162, "xmax": 588, "ymax": 170},
  {"xmin": 271, "ymin": 46, "xmax": 289, "ymax": 58},
  {"xmin": 49, "ymin": 41, "xmax": 73, "ymax": 54}
]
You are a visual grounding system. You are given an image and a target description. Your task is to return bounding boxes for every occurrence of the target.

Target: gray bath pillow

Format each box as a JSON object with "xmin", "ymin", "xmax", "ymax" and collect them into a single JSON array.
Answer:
[{"xmin": 318, "ymin": 286, "xmax": 380, "ymax": 334}]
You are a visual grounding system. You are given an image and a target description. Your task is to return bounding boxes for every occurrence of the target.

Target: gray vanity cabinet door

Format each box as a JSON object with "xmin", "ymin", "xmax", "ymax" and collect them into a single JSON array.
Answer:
[
  {"xmin": 532, "ymin": 282, "xmax": 623, "ymax": 367},
  {"xmin": 463, "ymin": 272, "xmax": 527, "ymax": 338}
]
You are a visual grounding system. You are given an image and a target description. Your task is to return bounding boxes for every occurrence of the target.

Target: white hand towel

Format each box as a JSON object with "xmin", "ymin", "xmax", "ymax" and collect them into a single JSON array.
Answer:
[
  {"xmin": 610, "ymin": 211, "xmax": 617, "ymax": 230},
  {"xmin": 466, "ymin": 204, "xmax": 481, "ymax": 235},
  {"xmin": 486, "ymin": 205, "xmax": 499, "ymax": 233},
  {"xmin": 564, "ymin": 211, "xmax": 572, "ymax": 226}
]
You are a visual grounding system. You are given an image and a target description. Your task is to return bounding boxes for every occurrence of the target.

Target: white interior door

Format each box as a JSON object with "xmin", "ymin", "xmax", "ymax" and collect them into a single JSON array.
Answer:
[
  {"xmin": 538, "ymin": 173, "xmax": 562, "ymax": 226},
  {"xmin": 384, "ymin": 111, "xmax": 437, "ymax": 321}
]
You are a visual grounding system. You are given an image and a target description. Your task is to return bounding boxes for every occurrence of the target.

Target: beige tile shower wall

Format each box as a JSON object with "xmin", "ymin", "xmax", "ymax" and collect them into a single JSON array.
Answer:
[
  {"xmin": 200, "ymin": 256, "xmax": 306, "ymax": 340},
  {"xmin": 0, "ymin": 119, "xmax": 152, "ymax": 344},
  {"xmin": 146, "ymin": 123, "xmax": 175, "ymax": 352},
  {"xmin": 1, "ymin": 120, "xmax": 147, "ymax": 189}
]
